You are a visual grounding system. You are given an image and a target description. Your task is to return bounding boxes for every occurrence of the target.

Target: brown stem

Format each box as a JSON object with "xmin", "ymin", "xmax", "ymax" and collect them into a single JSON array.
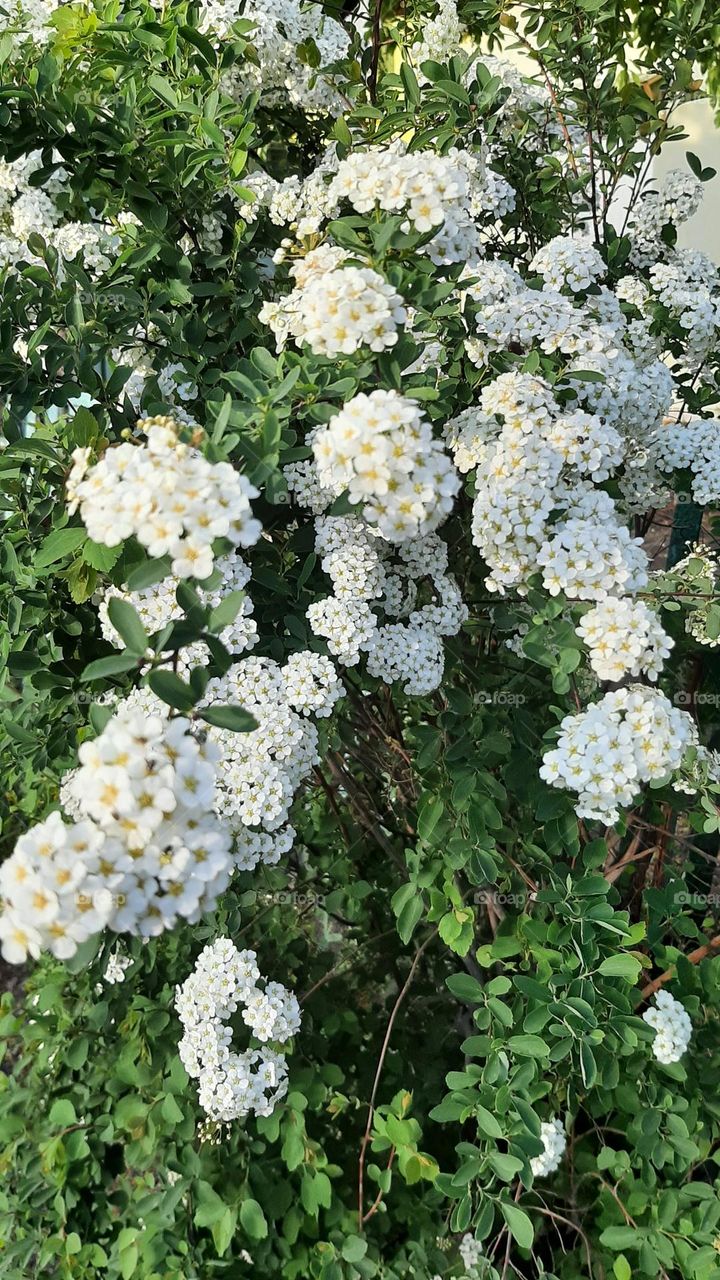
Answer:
[
  {"xmin": 299, "ymin": 929, "xmax": 396, "ymax": 1005},
  {"xmin": 368, "ymin": 0, "xmax": 383, "ymax": 103},
  {"xmin": 640, "ymin": 934, "xmax": 720, "ymax": 999},
  {"xmin": 517, "ymin": 36, "xmax": 579, "ymax": 179},
  {"xmin": 361, "ymin": 1146, "xmax": 396, "ymax": 1224},
  {"xmin": 357, "ymin": 929, "xmax": 437, "ymax": 1231},
  {"xmin": 313, "ymin": 765, "xmax": 354, "ymax": 848}
]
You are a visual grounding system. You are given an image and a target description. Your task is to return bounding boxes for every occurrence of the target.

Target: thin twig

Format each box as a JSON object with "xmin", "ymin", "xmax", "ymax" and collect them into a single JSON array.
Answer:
[
  {"xmin": 357, "ymin": 929, "xmax": 438, "ymax": 1230},
  {"xmin": 640, "ymin": 933, "xmax": 720, "ymax": 999}
]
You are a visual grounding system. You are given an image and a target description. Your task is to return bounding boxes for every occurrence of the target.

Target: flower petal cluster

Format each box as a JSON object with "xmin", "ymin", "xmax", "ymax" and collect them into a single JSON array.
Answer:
[
  {"xmin": 540, "ymin": 686, "xmax": 696, "ymax": 824},
  {"xmin": 530, "ymin": 1118, "xmax": 567, "ymax": 1177},
  {"xmin": 469, "ymin": 372, "xmax": 639, "ymax": 596},
  {"xmin": 313, "ymin": 390, "xmax": 460, "ymax": 542},
  {"xmin": 576, "ymin": 597, "xmax": 672, "ymax": 682},
  {"xmin": 530, "ymin": 234, "xmax": 605, "ymax": 293},
  {"xmin": 630, "ymin": 169, "xmax": 704, "ymax": 266},
  {"xmin": 458, "ymin": 1233, "xmax": 484, "ymax": 1274},
  {"xmin": 68, "ymin": 416, "xmax": 261, "ymax": 580},
  {"xmin": 261, "ymin": 263, "xmax": 406, "ymax": 357},
  {"xmin": 366, "ymin": 623, "xmax": 445, "ymax": 696},
  {"xmin": 175, "ymin": 938, "xmax": 300, "ymax": 1122},
  {"xmin": 305, "ymin": 515, "xmax": 467, "ymax": 692},
  {"xmin": 643, "ymin": 991, "xmax": 692, "ymax": 1064},
  {"xmin": 200, "ymin": 654, "xmax": 341, "ymax": 835},
  {"xmin": 99, "ymin": 553, "xmax": 258, "ymax": 673},
  {"xmin": 0, "ymin": 149, "xmax": 119, "ymax": 274},
  {"xmin": 0, "ymin": 708, "xmax": 232, "ymax": 963},
  {"xmin": 652, "ymin": 414, "xmax": 720, "ymax": 506},
  {"xmin": 216, "ymin": 0, "xmax": 350, "ymax": 116}
]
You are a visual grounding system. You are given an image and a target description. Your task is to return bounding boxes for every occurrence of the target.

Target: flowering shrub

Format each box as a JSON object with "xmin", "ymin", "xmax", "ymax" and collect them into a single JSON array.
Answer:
[{"xmin": 2, "ymin": 1, "xmax": 720, "ymax": 1278}]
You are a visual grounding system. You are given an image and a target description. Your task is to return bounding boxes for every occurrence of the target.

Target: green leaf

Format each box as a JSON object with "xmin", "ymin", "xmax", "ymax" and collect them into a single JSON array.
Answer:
[
  {"xmin": 597, "ymin": 955, "xmax": 642, "ymax": 982},
  {"xmin": 49, "ymin": 1099, "xmax": 77, "ymax": 1127},
  {"xmin": 342, "ymin": 1236, "xmax": 368, "ymax": 1263},
  {"xmin": 81, "ymin": 653, "xmax": 139, "ymax": 682},
  {"xmin": 194, "ymin": 1183, "xmax": 227, "ymax": 1228},
  {"xmin": 489, "ymin": 1153, "xmax": 524, "ymax": 1180},
  {"xmin": 211, "ymin": 1207, "xmax": 237, "ymax": 1256},
  {"xmin": 507, "ymin": 1034, "xmax": 550, "ymax": 1058},
  {"xmin": 108, "ymin": 598, "xmax": 149, "ymax": 654},
  {"xmin": 417, "ymin": 795, "xmax": 444, "ymax": 841},
  {"xmin": 580, "ymin": 1040, "xmax": 597, "ymax": 1089},
  {"xmin": 148, "ymin": 73, "xmax": 179, "ymax": 108},
  {"xmin": 600, "ymin": 1226, "xmax": 642, "ymax": 1250},
  {"xmin": 500, "ymin": 1202, "xmax": 534, "ymax": 1250},
  {"xmin": 161, "ymin": 1093, "xmax": 183, "ymax": 1124},
  {"xmin": 126, "ymin": 556, "xmax": 172, "ymax": 591},
  {"xmin": 83, "ymin": 540, "xmax": 122, "ymax": 572},
  {"xmin": 147, "ymin": 670, "xmax": 196, "ymax": 712},
  {"xmin": 446, "ymin": 973, "xmax": 484, "ymax": 1003},
  {"xmin": 199, "ymin": 704, "xmax": 258, "ymax": 732},
  {"xmin": 71, "ymin": 405, "xmax": 100, "ymax": 446},
  {"xmin": 208, "ymin": 590, "xmax": 246, "ymax": 632},
  {"xmin": 475, "ymin": 1104, "xmax": 503, "ymax": 1139},
  {"xmin": 400, "ymin": 62, "xmax": 420, "ymax": 106},
  {"xmin": 397, "ymin": 894, "xmax": 424, "ymax": 943},
  {"xmin": 35, "ymin": 527, "xmax": 86, "ymax": 568},
  {"xmin": 239, "ymin": 1198, "xmax": 268, "ymax": 1240}
]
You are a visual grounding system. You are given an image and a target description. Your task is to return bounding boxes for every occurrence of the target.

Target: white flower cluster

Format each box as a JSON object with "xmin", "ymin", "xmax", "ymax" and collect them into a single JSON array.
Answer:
[
  {"xmin": 411, "ymin": 0, "xmax": 466, "ymax": 67},
  {"xmin": 651, "ymin": 414, "xmax": 720, "ymax": 507},
  {"xmin": 6, "ymin": 0, "xmax": 61, "ymax": 45},
  {"xmin": 102, "ymin": 949, "xmax": 133, "ymax": 985},
  {"xmin": 200, "ymin": 652, "xmax": 343, "ymax": 838},
  {"xmin": 540, "ymin": 686, "xmax": 696, "ymax": 824},
  {"xmin": 214, "ymin": 0, "xmax": 349, "ymax": 116},
  {"xmin": 468, "ymin": 372, "xmax": 643, "ymax": 597},
  {"xmin": 327, "ymin": 144, "xmax": 513, "ymax": 265},
  {"xmin": 630, "ymin": 169, "xmax": 704, "ymax": 266},
  {"xmin": 576, "ymin": 597, "xmax": 672, "ymax": 682},
  {"xmin": 657, "ymin": 550, "xmax": 720, "ymax": 650},
  {"xmin": 537, "ymin": 504, "xmax": 648, "ymax": 602},
  {"xmin": 96, "ymin": 539, "xmax": 345, "ymax": 873},
  {"xmin": 260, "ymin": 262, "xmax": 406, "ymax": 357},
  {"xmin": 307, "ymin": 595, "xmax": 378, "ymax": 666},
  {"xmin": 304, "ymin": 515, "xmax": 467, "ymax": 693},
  {"xmin": 99, "ymin": 552, "xmax": 258, "ymax": 673},
  {"xmin": 646, "ymin": 251, "xmax": 720, "ymax": 363},
  {"xmin": 175, "ymin": 938, "xmax": 300, "ymax": 1122},
  {"xmin": 443, "ymin": 406, "xmax": 500, "ymax": 473},
  {"xmin": 530, "ymin": 234, "xmax": 605, "ymax": 292},
  {"xmin": 283, "ymin": 456, "xmax": 337, "ymax": 514},
  {"xmin": 238, "ymin": 151, "xmax": 340, "ymax": 238},
  {"xmin": 643, "ymin": 990, "xmax": 692, "ymax": 1064},
  {"xmin": 313, "ymin": 390, "xmax": 460, "ymax": 541},
  {"xmin": 565, "ymin": 345, "xmax": 674, "ymax": 441},
  {"xmin": 0, "ymin": 149, "xmax": 119, "ymax": 274},
  {"xmin": 245, "ymin": 142, "xmax": 513, "ymax": 265},
  {"xmin": 0, "ymin": 708, "xmax": 232, "ymax": 964},
  {"xmin": 366, "ymin": 623, "xmax": 445, "ymax": 696},
  {"xmin": 67, "ymin": 416, "xmax": 261, "ymax": 580},
  {"xmin": 530, "ymin": 1118, "xmax": 567, "ymax": 1177},
  {"xmin": 458, "ymin": 1233, "xmax": 484, "ymax": 1274}
]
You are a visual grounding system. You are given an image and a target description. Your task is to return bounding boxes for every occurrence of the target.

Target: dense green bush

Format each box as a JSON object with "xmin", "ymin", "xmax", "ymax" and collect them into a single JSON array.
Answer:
[{"xmin": 1, "ymin": 1, "xmax": 720, "ymax": 1278}]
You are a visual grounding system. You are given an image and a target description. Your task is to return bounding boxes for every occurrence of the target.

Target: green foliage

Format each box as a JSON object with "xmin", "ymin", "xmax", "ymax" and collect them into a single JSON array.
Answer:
[{"xmin": 1, "ymin": 1, "xmax": 720, "ymax": 1279}]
